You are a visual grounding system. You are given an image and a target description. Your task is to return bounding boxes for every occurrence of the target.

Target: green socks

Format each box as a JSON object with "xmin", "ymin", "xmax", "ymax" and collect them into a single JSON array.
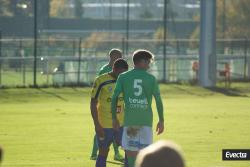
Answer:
[
  {"xmin": 91, "ymin": 135, "xmax": 98, "ymax": 156},
  {"xmin": 112, "ymin": 141, "xmax": 119, "ymax": 154},
  {"xmin": 128, "ymin": 156, "xmax": 136, "ymax": 167}
]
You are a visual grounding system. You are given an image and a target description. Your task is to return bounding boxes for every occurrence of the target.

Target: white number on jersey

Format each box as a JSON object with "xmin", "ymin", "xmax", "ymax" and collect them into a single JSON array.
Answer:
[{"xmin": 134, "ymin": 79, "xmax": 142, "ymax": 96}]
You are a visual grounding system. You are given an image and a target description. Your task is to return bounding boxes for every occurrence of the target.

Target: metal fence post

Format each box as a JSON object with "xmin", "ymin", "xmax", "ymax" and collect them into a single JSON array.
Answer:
[
  {"xmin": 176, "ymin": 39, "xmax": 180, "ymax": 55},
  {"xmin": 248, "ymin": 39, "xmax": 250, "ymax": 79},
  {"xmin": 126, "ymin": 0, "xmax": 130, "ymax": 57},
  {"xmin": 77, "ymin": 38, "xmax": 82, "ymax": 85},
  {"xmin": 122, "ymin": 38, "xmax": 125, "ymax": 56},
  {"xmin": 33, "ymin": 0, "xmax": 38, "ymax": 87},
  {"xmin": 46, "ymin": 58, "xmax": 49, "ymax": 85},
  {"xmin": 73, "ymin": 39, "xmax": 76, "ymax": 56},
  {"xmin": 23, "ymin": 57, "xmax": 26, "ymax": 86},
  {"xmin": 199, "ymin": 0, "xmax": 217, "ymax": 87},
  {"xmin": 0, "ymin": 30, "xmax": 2, "ymax": 85},
  {"xmin": 163, "ymin": 0, "xmax": 168, "ymax": 82},
  {"xmin": 244, "ymin": 38, "xmax": 248, "ymax": 80},
  {"xmin": 19, "ymin": 39, "xmax": 25, "ymax": 86},
  {"xmin": 230, "ymin": 40, "xmax": 233, "ymax": 54}
]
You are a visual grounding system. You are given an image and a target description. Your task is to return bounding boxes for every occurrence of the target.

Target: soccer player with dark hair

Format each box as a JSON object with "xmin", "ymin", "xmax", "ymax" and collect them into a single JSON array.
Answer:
[
  {"xmin": 90, "ymin": 48, "xmax": 124, "ymax": 162},
  {"xmin": 112, "ymin": 49, "xmax": 164, "ymax": 167},
  {"xmin": 91, "ymin": 59, "xmax": 129, "ymax": 167},
  {"xmin": 135, "ymin": 140, "xmax": 185, "ymax": 167}
]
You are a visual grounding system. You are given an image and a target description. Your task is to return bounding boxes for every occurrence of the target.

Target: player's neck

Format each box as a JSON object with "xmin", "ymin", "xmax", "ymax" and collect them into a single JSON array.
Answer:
[
  {"xmin": 108, "ymin": 61, "xmax": 113, "ymax": 67},
  {"xmin": 134, "ymin": 66, "xmax": 147, "ymax": 70},
  {"xmin": 108, "ymin": 72, "xmax": 117, "ymax": 79}
]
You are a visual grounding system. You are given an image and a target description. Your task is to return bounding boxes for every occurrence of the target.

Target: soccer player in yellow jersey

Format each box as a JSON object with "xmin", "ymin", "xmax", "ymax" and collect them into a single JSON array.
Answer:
[
  {"xmin": 90, "ymin": 49, "xmax": 124, "ymax": 162},
  {"xmin": 91, "ymin": 59, "xmax": 129, "ymax": 167}
]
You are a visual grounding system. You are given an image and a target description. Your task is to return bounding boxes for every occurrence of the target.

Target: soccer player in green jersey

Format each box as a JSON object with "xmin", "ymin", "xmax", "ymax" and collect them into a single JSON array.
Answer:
[
  {"xmin": 91, "ymin": 59, "xmax": 128, "ymax": 167},
  {"xmin": 111, "ymin": 49, "xmax": 164, "ymax": 167},
  {"xmin": 98, "ymin": 48, "xmax": 123, "ymax": 75},
  {"xmin": 90, "ymin": 48, "xmax": 124, "ymax": 162}
]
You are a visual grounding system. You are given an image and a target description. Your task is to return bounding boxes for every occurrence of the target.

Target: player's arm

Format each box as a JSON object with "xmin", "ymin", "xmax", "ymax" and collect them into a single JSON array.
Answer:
[
  {"xmin": 111, "ymin": 76, "xmax": 122, "ymax": 130},
  {"xmin": 90, "ymin": 79, "xmax": 104, "ymax": 138},
  {"xmin": 153, "ymin": 79, "xmax": 164, "ymax": 135}
]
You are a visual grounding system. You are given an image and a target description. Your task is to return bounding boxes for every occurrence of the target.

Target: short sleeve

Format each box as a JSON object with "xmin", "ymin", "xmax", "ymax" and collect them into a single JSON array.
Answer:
[{"xmin": 91, "ymin": 77, "xmax": 100, "ymax": 99}]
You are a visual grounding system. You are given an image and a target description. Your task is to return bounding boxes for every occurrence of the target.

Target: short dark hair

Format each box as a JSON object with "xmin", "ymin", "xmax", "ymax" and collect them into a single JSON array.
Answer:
[
  {"xmin": 113, "ymin": 58, "xmax": 128, "ymax": 70},
  {"xmin": 109, "ymin": 48, "xmax": 122, "ymax": 57},
  {"xmin": 133, "ymin": 49, "xmax": 154, "ymax": 64}
]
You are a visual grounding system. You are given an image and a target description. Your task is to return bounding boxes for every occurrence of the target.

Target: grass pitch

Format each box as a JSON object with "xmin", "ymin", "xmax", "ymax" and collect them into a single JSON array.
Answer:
[{"xmin": 0, "ymin": 83, "xmax": 250, "ymax": 167}]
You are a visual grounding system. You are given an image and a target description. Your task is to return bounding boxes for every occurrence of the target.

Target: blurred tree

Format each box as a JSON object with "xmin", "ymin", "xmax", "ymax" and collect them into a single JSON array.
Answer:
[
  {"xmin": 50, "ymin": 0, "xmax": 73, "ymax": 18},
  {"xmin": 154, "ymin": 27, "xmax": 167, "ymax": 40},
  {"xmin": 0, "ymin": 0, "xmax": 13, "ymax": 16},
  {"xmin": 154, "ymin": 26, "xmax": 173, "ymax": 43},
  {"xmin": 153, "ymin": 26, "xmax": 178, "ymax": 53},
  {"xmin": 82, "ymin": 32, "xmax": 123, "ymax": 52},
  {"xmin": 224, "ymin": 0, "xmax": 250, "ymax": 38},
  {"xmin": 139, "ymin": 0, "xmax": 154, "ymax": 19},
  {"xmin": 189, "ymin": 26, "xmax": 199, "ymax": 49},
  {"xmin": 13, "ymin": 0, "xmax": 33, "ymax": 17},
  {"xmin": 139, "ymin": 9, "xmax": 153, "ymax": 19},
  {"xmin": 0, "ymin": 0, "xmax": 33, "ymax": 17},
  {"xmin": 50, "ymin": 0, "xmax": 66, "ymax": 17},
  {"xmin": 50, "ymin": 0, "xmax": 84, "ymax": 18},
  {"xmin": 190, "ymin": 0, "xmax": 250, "ymax": 39}
]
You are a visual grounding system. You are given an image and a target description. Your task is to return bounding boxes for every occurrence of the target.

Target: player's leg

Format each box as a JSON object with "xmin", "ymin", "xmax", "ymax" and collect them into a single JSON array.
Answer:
[
  {"xmin": 122, "ymin": 126, "xmax": 153, "ymax": 167},
  {"xmin": 124, "ymin": 152, "xmax": 129, "ymax": 167},
  {"xmin": 121, "ymin": 126, "xmax": 139, "ymax": 167},
  {"xmin": 96, "ymin": 128, "xmax": 114, "ymax": 167},
  {"xmin": 125, "ymin": 150, "xmax": 138, "ymax": 167},
  {"xmin": 96, "ymin": 147, "xmax": 109, "ymax": 167},
  {"xmin": 113, "ymin": 127, "xmax": 124, "ymax": 162},
  {"xmin": 90, "ymin": 134, "xmax": 98, "ymax": 160},
  {"xmin": 112, "ymin": 140, "xmax": 124, "ymax": 161}
]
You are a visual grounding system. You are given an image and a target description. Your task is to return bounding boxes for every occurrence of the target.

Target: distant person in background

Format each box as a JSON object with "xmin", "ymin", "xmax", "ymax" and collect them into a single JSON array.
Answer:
[
  {"xmin": 90, "ymin": 48, "xmax": 124, "ymax": 162},
  {"xmin": 135, "ymin": 140, "xmax": 185, "ymax": 167}
]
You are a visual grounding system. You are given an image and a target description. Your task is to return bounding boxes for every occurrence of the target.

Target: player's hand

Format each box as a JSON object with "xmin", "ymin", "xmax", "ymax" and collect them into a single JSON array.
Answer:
[
  {"xmin": 95, "ymin": 124, "xmax": 104, "ymax": 140},
  {"xmin": 156, "ymin": 121, "xmax": 164, "ymax": 135},
  {"xmin": 112, "ymin": 119, "xmax": 120, "ymax": 131}
]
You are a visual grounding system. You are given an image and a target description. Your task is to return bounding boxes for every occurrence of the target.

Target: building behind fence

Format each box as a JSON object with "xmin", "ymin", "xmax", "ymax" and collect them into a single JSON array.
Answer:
[{"xmin": 0, "ymin": 38, "xmax": 249, "ymax": 87}]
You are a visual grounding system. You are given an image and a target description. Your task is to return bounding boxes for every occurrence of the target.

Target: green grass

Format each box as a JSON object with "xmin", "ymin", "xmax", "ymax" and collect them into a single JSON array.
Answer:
[
  {"xmin": 0, "ymin": 83, "xmax": 250, "ymax": 167},
  {"xmin": 0, "ymin": 70, "xmax": 52, "ymax": 86}
]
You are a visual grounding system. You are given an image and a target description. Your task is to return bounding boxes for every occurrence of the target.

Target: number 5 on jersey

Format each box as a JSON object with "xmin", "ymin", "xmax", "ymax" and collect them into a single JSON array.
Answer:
[{"xmin": 134, "ymin": 79, "xmax": 142, "ymax": 96}]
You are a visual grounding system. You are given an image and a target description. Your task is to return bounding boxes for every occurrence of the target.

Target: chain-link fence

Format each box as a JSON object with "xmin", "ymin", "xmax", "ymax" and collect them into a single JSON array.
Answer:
[
  {"xmin": 0, "ymin": 0, "xmax": 249, "ymax": 87},
  {"xmin": 0, "ymin": 38, "xmax": 249, "ymax": 87}
]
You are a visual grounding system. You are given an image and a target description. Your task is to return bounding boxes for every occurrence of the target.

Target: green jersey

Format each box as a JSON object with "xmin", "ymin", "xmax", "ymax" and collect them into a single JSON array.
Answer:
[
  {"xmin": 111, "ymin": 68, "xmax": 164, "ymax": 127},
  {"xmin": 98, "ymin": 64, "xmax": 112, "ymax": 76}
]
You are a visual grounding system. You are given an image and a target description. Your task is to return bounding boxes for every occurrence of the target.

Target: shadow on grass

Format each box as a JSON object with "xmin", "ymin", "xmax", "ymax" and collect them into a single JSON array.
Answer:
[
  {"xmin": 206, "ymin": 87, "xmax": 249, "ymax": 97},
  {"xmin": 171, "ymin": 85, "xmax": 250, "ymax": 97},
  {"xmin": 172, "ymin": 85, "xmax": 207, "ymax": 97},
  {"xmin": 37, "ymin": 88, "xmax": 68, "ymax": 101},
  {"xmin": 107, "ymin": 160, "xmax": 124, "ymax": 166}
]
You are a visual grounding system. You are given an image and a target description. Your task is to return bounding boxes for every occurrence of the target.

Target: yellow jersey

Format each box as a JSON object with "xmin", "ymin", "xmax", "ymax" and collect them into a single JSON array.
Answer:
[{"xmin": 91, "ymin": 73, "xmax": 124, "ymax": 128}]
